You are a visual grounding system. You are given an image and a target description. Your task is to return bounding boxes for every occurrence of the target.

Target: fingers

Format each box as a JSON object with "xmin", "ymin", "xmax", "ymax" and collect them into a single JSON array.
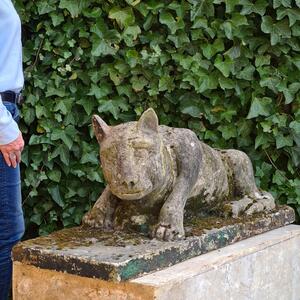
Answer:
[
  {"xmin": 1, "ymin": 152, "xmax": 20, "ymax": 168},
  {"xmin": 11, "ymin": 150, "xmax": 21, "ymax": 167},
  {"xmin": 2, "ymin": 151, "xmax": 21, "ymax": 168},
  {"xmin": 2, "ymin": 151, "xmax": 20, "ymax": 168},
  {"xmin": 0, "ymin": 131, "xmax": 25, "ymax": 168},
  {"xmin": 16, "ymin": 150, "xmax": 22, "ymax": 164},
  {"xmin": 2, "ymin": 152, "xmax": 12, "ymax": 167},
  {"xmin": 1, "ymin": 151, "xmax": 21, "ymax": 168},
  {"xmin": 10, "ymin": 152, "xmax": 18, "ymax": 168}
]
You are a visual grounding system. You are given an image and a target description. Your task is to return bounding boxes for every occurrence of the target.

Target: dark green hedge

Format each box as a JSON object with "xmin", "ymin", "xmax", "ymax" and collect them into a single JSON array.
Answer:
[{"xmin": 14, "ymin": 0, "xmax": 300, "ymax": 235}]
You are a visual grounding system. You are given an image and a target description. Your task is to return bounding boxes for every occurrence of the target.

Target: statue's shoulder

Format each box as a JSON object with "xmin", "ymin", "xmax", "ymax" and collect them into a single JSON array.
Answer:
[{"xmin": 159, "ymin": 125, "xmax": 198, "ymax": 141}]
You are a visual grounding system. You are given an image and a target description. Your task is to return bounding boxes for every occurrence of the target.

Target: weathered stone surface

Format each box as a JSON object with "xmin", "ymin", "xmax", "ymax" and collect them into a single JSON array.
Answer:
[
  {"xmin": 13, "ymin": 225, "xmax": 300, "ymax": 300},
  {"xmin": 82, "ymin": 109, "xmax": 276, "ymax": 241},
  {"xmin": 133, "ymin": 225, "xmax": 300, "ymax": 300},
  {"xmin": 13, "ymin": 263, "xmax": 155, "ymax": 300},
  {"xmin": 13, "ymin": 206, "xmax": 294, "ymax": 282}
]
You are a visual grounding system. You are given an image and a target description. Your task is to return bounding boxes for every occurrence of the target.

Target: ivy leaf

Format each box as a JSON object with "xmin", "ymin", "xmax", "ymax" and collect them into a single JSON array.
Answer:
[
  {"xmin": 276, "ymin": 133, "xmax": 294, "ymax": 148},
  {"xmin": 237, "ymin": 65, "xmax": 255, "ymax": 81},
  {"xmin": 37, "ymin": 1, "xmax": 56, "ymax": 15},
  {"xmin": 190, "ymin": 0, "xmax": 215, "ymax": 20},
  {"xmin": 291, "ymin": 147, "xmax": 300, "ymax": 166},
  {"xmin": 290, "ymin": 121, "xmax": 300, "ymax": 134},
  {"xmin": 261, "ymin": 16, "xmax": 291, "ymax": 45},
  {"xmin": 98, "ymin": 98, "xmax": 129, "ymax": 120},
  {"xmin": 202, "ymin": 38, "xmax": 224, "ymax": 59},
  {"xmin": 90, "ymin": 19, "xmax": 108, "ymax": 38},
  {"xmin": 218, "ymin": 124, "xmax": 237, "ymax": 140},
  {"xmin": 247, "ymin": 97, "xmax": 273, "ymax": 119},
  {"xmin": 159, "ymin": 76, "xmax": 175, "ymax": 92},
  {"xmin": 197, "ymin": 74, "xmax": 218, "ymax": 93},
  {"xmin": 292, "ymin": 132, "xmax": 300, "ymax": 147},
  {"xmin": 108, "ymin": 7, "xmax": 135, "ymax": 29},
  {"xmin": 181, "ymin": 105, "xmax": 202, "ymax": 118},
  {"xmin": 192, "ymin": 17, "xmax": 208, "ymax": 29},
  {"xmin": 88, "ymin": 83, "xmax": 112, "ymax": 99},
  {"xmin": 255, "ymin": 133, "xmax": 273, "ymax": 149},
  {"xmin": 48, "ymin": 185, "xmax": 64, "ymax": 208},
  {"xmin": 279, "ymin": 82, "xmax": 300, "ymax": 104},
  {"xmin": 255, "ymin": 55, "xmax": 271, "ymax": 67},
  {"xmin": 222, "ymin": 21, "xmax": 233, "ymax": 39},
  {"xmin": 54, "ymin": 99, "xmax": 73, "ymax": 115},
  {"xmin": 277, "ymin": 8, "xmax": 300, "ymax": 26},
  {"xmin": 224, "ymin": 46, "xmax": 241, "ymax": 60},
  {"xmin": 51, "ymin": 129, "xmax": 73, "ymax": 150},
  {"xmin": 125, "ymin": 0, "xmax": 141, "ymax": 6},
  {"xmin": 145, "ymin": 1, "xmax": 165, "ymax": 10},
  {"xmin": 260, "ymin": 76, "xmax": 281, "ymax": 93},
  {"xmin": 91, "ymin": 38, "xmax": 118, "ymax": 57},
  {"xmin": 293, "ymin": 56, "xmax": 300, "ymax": 70},
  {"xmin": 225, "ymin": 0, "xmax": 239, "ymax": 13},
  {"xmin": 51, "ymin": 144, "xmax": 70, "ymax": 165},
  {"xmin": 22, "ymin": 106, "xmax": 35, "ymax": 125},
  {"xmin": 240, "ymin": 0, "xmax": 268, "ymax": 16},
  {"xmin": 159, "ymin": 11, "xmax": 185, "ymax": 34},
  {"xmin": 30, "ymin": 213, "xmax": 43, "ymax": 226},
  {"xmin": 219, "ymin": 77, "xmax": 235, "ymax": 90},
  {"xmin": 77, "ymin": 98, "xmax": 95, "ymax": 115},
  {"xmin": 214, "ymin": 55, "xmax": 233, "ymax": 77},
  {"xmin": 131, "ymin": 76, "xmax": 148, "ymax": 92},
  {"xmin": 59, "ymin": 0, "xmax": 89, "ymax": 18},
  {"xmin": 108, "ymin": 68, "xmax": 124, "ymax": 86},
  {"xmin": 48, "ymin": 170, "xmax": 62, "ymax": 183},
  {"xmin": 272, "ymin": 170, "xmax": 286, "ymax": 185},
  {"xmin": 273, "ymin": 0, "xmax": 292, "ymax": 9},
  {"xmin": 50, "ymin": 13, "xmax": 64, "ymax": 27},
  {"xmin": 80, "ymin": 152, "xmax": 99, "ymax": 165},
  {"xmin": 123, "ymin": 25, "xmax": 141, "ymax": 46}
]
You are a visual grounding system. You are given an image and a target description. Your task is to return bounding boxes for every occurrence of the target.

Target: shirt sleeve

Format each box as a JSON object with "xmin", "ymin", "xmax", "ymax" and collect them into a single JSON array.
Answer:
[{"xmin": 0, "ymin": 98, "xmax": 19, "ymax": 145}]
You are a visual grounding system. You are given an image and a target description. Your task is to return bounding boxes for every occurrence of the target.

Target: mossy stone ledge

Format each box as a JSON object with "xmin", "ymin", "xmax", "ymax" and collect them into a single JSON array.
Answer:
[{"xmin": 13, "ymin": 206, "xmax": 295, "ymax": 282}]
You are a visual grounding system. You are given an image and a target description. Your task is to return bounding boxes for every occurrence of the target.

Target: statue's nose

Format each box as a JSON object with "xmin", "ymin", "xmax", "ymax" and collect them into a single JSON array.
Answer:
[
  {"xmin": 120, "ymin": 174, "xmax": 139, "ymax": 189},
  {"xmin": 124, "ymin": 180, "xmax": 135, "ymax": 189}
]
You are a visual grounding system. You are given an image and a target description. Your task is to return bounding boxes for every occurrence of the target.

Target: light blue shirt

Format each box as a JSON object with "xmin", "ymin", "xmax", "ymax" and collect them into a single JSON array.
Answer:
[{"xmin": 0, "ymin": 0, "xmax": 23, "ymax": 144}]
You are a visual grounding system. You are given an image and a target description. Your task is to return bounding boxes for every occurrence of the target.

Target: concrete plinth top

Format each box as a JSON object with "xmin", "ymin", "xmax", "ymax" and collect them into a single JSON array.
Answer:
[{"xmin": 13, "ymin": 206, "xmax": 295, "ymax": 282}]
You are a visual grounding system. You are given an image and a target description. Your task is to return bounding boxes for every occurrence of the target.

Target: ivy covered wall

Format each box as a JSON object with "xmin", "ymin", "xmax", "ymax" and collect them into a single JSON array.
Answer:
[{"xmin": 14, "ymin": 0, "xmax": 300, "ymax": 235}]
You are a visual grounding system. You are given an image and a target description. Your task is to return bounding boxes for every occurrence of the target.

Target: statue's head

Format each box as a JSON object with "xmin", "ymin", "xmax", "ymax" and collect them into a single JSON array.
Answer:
[{"xmin": 92, "ymin": 108, "xmax": 166, "ymax": 200}]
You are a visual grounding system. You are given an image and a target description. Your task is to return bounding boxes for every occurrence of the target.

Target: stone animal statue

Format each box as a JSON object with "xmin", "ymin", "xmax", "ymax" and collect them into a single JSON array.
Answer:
[{"xmin": 82, "ymin": 108, "xmax": 275, "ymax": 241}]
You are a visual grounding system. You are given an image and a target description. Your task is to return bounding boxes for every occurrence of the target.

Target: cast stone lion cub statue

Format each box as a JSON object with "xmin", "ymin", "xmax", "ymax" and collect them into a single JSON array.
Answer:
[{"xmin": 82, "ymin": 108, "xmax": 275, "ymax": 241}]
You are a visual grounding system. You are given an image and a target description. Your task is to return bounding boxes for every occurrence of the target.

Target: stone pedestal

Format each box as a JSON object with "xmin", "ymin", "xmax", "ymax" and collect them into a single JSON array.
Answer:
[
  {"xmin": 13, "ymin": 225, "xmax": 300, "ymax": 300},
  {"xmin": 12, "ymin": 207, "xmax": 298, "ymax": 299}
]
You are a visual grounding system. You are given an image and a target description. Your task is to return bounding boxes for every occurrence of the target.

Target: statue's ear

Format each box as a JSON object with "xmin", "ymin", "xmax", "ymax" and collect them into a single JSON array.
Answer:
[
  {"xmin": 92, "ymin": 115, "xmax": 110, "ymax": 144},
  {"xmin": 137, "ymin": 108, "xmax": 159, "ymax": 134}
]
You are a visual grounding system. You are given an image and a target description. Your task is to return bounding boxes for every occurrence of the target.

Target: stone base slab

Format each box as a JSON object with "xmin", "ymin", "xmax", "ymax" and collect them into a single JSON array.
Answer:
[
  {"xmin": 14, "ymin": 225, "xmax": 300, "ymax": 300},
  {"xmin": 12, "ymin": 206, "xmax": 294, "ymax": 281}
]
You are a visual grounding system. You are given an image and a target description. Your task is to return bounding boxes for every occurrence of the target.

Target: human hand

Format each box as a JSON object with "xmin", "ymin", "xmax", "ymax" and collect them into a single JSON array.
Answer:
[{"xmin": 0, "ymin": 132, "xmax": 24, "ymax": 168}]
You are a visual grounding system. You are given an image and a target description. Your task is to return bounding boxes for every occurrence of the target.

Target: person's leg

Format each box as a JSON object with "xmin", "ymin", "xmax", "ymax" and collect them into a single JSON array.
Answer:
[{"xmin": 0, "ymin": 102, "xmax": 24, "ymax": 300}]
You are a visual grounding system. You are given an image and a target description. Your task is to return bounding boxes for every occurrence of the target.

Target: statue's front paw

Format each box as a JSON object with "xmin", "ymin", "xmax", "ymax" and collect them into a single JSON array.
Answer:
[
  {"xmin": 152, "ymin": 222, "xmax": 185, "ymax": 241},
  {"xmin": 82, "ymin": 210, "xmax": 113, "ymax": 230}
]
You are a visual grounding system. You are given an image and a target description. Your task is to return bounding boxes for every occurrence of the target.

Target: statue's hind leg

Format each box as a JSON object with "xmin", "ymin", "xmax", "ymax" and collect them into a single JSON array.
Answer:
[{"xmin": 222, "ymin": 150, "xmax": 275, "ymax": 218}]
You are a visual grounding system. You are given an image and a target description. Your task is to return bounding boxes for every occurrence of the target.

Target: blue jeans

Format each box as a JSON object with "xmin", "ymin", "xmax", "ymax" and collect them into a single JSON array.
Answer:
[{"xmin": 0, "ymin": 102, "xmax": 25, "ymax": 300}]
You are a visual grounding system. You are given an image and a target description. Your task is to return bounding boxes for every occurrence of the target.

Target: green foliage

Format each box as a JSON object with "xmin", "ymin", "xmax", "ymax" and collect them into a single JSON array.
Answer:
[{"xmin": 13, "ymin": 0, "xmax": 300, "ymax": 235}]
